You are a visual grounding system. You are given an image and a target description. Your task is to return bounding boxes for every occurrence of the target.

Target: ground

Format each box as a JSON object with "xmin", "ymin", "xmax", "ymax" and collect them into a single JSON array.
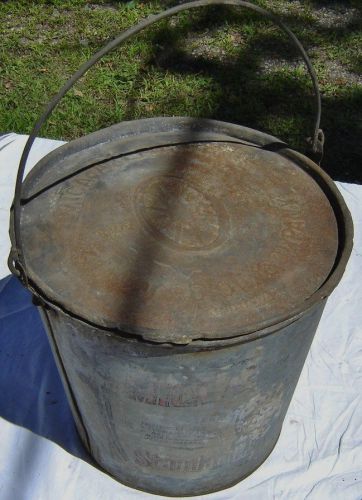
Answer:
[{"xmin": 1, "ymin": 0, "xmax": 361, "ymax": 182}]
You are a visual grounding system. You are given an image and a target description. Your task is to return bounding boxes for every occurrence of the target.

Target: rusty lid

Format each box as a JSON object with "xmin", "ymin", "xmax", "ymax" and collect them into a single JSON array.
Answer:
[{"xmin": 19, "ymin": 118, "xmax": 339, "ymax": 343}]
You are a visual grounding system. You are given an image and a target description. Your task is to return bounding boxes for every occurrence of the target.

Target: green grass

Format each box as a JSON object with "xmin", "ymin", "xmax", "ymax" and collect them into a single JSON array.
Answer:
[{"xmin": 1, "ymin": 0, "xmax": 361, "ymax": 181}]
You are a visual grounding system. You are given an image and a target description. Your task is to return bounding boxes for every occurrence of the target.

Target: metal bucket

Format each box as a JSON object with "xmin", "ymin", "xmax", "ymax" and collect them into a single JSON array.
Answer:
[{"xmin": 8, "ymin": 1, "xmax": 353, "ymax": 496}]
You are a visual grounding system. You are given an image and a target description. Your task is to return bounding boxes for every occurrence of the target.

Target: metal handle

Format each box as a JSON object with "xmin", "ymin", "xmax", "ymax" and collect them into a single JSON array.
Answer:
[{"xmin": 10, "ymin": 0, "xmax": 324, "ymax": 282}]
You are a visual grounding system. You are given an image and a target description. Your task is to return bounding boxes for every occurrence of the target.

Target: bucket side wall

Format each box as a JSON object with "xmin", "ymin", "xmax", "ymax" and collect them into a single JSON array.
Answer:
[{"xmin": 41, "ymin": 301, "xmax": 325, "ymax": 496}]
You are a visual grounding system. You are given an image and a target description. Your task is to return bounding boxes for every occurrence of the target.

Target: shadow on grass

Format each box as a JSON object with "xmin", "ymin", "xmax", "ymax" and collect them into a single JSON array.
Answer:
[{"xmin": 121, "ymin": 3, "xmax": 362, "ymax": 183}]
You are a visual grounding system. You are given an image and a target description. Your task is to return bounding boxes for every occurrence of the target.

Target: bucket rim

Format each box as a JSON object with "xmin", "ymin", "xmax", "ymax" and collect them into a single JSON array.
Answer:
[{"xmin": 12, "ymin": 117, "xmax": 354, "ymax": 346}]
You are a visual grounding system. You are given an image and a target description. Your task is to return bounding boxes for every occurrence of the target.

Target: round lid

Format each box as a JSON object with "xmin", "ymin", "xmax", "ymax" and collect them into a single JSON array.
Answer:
[{"xmin": 19, "ymin": 118, "xmax": 339, "ymax": 343}]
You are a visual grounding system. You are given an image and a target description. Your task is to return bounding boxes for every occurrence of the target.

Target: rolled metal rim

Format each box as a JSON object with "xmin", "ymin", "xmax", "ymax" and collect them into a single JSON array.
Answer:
[{"xmin": 14, "ymin": 117, "xmax": 353, "ymax": 347}]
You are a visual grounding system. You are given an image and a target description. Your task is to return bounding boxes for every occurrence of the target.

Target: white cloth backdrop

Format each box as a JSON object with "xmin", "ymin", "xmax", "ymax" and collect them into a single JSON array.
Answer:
[{"xmin": 0, "ymin": 134, "xmax": 361, "ymax": 500}]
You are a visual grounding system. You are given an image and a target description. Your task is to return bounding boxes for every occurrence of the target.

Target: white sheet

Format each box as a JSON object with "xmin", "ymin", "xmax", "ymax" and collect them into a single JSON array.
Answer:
[{"xmin": 0, "ymin": 134, "xmax": 361, "ymax": 500}]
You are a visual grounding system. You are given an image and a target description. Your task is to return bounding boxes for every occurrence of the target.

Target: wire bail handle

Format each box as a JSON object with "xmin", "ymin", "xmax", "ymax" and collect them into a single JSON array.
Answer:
[{"xmin": 9, "ymin": 0, "xmax": 324, "ymax": 283}]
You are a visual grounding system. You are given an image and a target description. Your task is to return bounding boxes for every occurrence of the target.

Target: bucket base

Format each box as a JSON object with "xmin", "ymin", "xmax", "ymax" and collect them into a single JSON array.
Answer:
[{"xmin": 85, "ymin": 430, "xmax": 282, "ymax": 497}]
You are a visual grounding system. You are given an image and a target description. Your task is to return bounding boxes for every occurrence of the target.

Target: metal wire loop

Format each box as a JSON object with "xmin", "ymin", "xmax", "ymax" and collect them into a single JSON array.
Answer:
[{"xmin": 9, "ymin": 0, "xmax": 323, "ymax": 281}]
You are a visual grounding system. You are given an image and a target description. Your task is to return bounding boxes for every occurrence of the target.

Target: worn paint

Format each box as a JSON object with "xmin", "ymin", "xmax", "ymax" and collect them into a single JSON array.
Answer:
[{"xmin": 44, "ymin": 301, "xmax": 324, "ymax": 496}]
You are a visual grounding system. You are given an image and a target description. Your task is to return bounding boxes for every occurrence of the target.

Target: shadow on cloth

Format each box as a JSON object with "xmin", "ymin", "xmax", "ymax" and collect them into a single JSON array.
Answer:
[{"xmin": 0, "ymin": 275, "xmax": 91, "ymax": 462}]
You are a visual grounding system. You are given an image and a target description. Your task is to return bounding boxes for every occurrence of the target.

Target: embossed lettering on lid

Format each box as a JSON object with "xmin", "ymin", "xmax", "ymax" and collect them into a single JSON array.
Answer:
[{"xmin": 20, "ymin": 120, "xmax": 339, "ymax": 343}]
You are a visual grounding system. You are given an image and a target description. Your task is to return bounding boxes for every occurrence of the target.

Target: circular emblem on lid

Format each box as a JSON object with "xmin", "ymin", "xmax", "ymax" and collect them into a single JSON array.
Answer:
[{"xmin": 134, "ymin": 175, "xmax": 228, "ymax": 251}]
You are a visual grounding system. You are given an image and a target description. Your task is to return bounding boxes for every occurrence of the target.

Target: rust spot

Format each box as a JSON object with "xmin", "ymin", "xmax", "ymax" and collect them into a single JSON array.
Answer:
[{"xmin": 22, "ymin": 136, "xmax": 339, "ymax": 343}]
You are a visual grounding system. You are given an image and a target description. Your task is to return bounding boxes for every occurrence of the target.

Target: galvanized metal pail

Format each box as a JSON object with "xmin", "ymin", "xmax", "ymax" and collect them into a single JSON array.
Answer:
[{"xmin": 9, "ymin": 1, "xmax": 353, "ymax": 496}]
